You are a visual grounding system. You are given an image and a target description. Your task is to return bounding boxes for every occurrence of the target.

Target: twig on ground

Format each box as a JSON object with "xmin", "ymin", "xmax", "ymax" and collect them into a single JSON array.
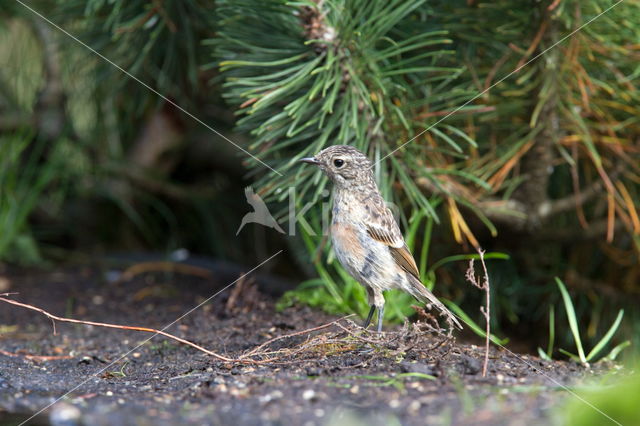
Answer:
[
  {"xmin": 333, "ymin": 322, "xmax": 390, "ymax": 346},
  {"xmin": 0, "ymin": 296, "xmax": 237, "ymax": 362},
  {"xmin": 410, "ymin": 305, "xmax": 449, "ymax": 335},
  {"xmin": 0, "ymin": 295, "xmax": 355, "ymax": 365},
  {"xmin": 465, "ymin": 248, "xmax": 491, "ymax": 377},
  {"xmin": 118, "ymin": 261, "xmax": 212, "ymax": 283},
  {"xmin": 241, "ymin": 314, "xmax": 354, "ymax": 358},
  {"xmin": 0, "ymin": 349, "xmax": 73, "ymax": 362}
]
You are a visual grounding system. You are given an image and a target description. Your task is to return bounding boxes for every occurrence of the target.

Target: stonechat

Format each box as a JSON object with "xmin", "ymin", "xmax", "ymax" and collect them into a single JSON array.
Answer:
[{"xmin": 300, "ymin": 145, "xmax": 462, "ymax": 332}]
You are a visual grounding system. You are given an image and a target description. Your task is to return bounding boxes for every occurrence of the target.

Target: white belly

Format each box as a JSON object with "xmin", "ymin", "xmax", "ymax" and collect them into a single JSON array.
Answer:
[{"xmin": 330, "ymin": 221, "xmax": 401, "ymax": 292}]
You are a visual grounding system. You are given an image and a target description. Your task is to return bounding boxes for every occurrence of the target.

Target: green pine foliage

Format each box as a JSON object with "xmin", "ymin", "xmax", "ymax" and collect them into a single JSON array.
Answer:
[
  {"xmin": 211, "ymin": 0, "xmax": 478, "ymax": 205},
  {"xmin": 59, "ymin": 0, "xmax": 216, "ymax": 106},
  {"xmin": 433, "ymin": 0, "xmax": 640, "ymax": 343},
  {"xmin": 213, "ymin": 0, "xmax": 640, "ymax": 337},
  {"xmin": 439, "ymin": 0, "xmax": 640, "ymax": 207},
  {"xmin": 212, "ymin": 0, "xmax": 485, "ymax": 321}
]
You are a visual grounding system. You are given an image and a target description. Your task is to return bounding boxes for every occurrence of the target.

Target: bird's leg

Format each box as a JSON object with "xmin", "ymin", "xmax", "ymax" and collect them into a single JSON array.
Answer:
[
  {"xmin": 363, "ymin": 306, "xmax": 376, "ymax": 329},
  {"xmin": 376, "ymin": 305, "xmax": 385, "ymax": 333},
  {"xmin": 363, "ymin": 287, "xmax": 377, "ymax": 329}
]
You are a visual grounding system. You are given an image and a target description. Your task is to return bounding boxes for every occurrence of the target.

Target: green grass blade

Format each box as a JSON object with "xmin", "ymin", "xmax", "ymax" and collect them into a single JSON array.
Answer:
[
  {"xmin": 585, "ymin": 309, "xmax": 624, "ymax": 362},
  {"xmin": 428, "ymin": 252, "xmax": 509, "ymax": 275},
  {"xmin": 441, "ymin": 124, "xmax": 478, "ymax": 148},
  {"xmin": 442, "ymin": 300, "xmax": 508, "ymax": 345},
  {"xmin": 537, "ymin": 347, "xmax": 552, "ymax": 361},
  {"xmin": 555, "ymin": 277, "xmax": 586, "ymax": 364},
  {"xmin": 546, "ymin": 304, "xmax": 555, "ymax": 358},
  {"xmin": 419, "ymin": 215, "xmax": 434, "ymax": 282},
  {"xmin": 559, "ymin": 348, "xmax": 582, "ymax": 363},
  {"xmin": 405, "ymin": 210, "xmax": 426, "ymax": 252},
  {"xmin": 396, "ymin": 372, "xmax": 435, "ymax": 381},
  {"xmin": 430, "ymin": 127, "xmax": 462, "ymax": 153},
  {"xmin": 603, "ymin": 340, "xmax": 631, "ymax": 362}
]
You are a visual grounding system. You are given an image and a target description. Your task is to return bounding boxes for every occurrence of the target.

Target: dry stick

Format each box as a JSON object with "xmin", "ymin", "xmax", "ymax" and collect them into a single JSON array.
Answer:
[
  {"xmin": 465, "ymin": 248, "xmax": 491, "ymax": 377},
  {"xmin": 118, "ymin": 261, "xmax": 213, "ymax": 282},
  {"xmin": 0, "ymin": 349, "xmax": 73, "ymax": 362},
  {"xmin": 0, "ymin": 296, "xmax": 236, "ymax": 362},
  {"xmin": 0, "ymin": 295, "xmax": 352, "ymax": 365},
  {"xmin": 478, "ymin": 250, "xmax": 491, "ymax": 377}
]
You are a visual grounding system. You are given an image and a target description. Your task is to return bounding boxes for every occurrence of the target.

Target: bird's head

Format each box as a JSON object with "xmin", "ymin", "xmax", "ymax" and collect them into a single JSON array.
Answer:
[{"xmin": 299, "ymin": 145, "xmax": 373, "ymax": 189}]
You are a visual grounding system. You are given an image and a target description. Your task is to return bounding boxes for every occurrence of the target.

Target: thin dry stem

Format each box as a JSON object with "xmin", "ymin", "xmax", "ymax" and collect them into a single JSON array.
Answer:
[
  {"xmin": 0, "ymin": 349, "xmax": 73, "ymax": 362},
  {"xmin": 466, "ymin": 248, "xmax": 491, "ymax": 377},
  {"xmin": 0, "ymin": 296, "xmax": 236, "ymax": 362}
]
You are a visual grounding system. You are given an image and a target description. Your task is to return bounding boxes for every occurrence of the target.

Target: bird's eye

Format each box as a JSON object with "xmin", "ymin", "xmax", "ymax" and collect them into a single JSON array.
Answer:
[{"xmin": 333, "ymin": 159, "xmax": 345, "ymax": 168}]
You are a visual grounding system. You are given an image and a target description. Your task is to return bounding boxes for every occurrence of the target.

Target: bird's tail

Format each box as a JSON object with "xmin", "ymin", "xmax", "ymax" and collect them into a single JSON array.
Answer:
[{"xmin": 407, "ymin": 275, "xmax": 463, "ymax": 330}]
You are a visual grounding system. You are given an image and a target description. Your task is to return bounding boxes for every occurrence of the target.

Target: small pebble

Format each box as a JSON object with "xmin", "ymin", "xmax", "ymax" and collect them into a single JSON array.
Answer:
[
  {"xmin": 0, "ymin": 277, "xmax": 11, "ymax": 292},
  {"xmin": 170, "ymin": 248, "xmax": 189, "ymax": 262},
  {"xmin": 306, "ymin": 367, "xmax": 321, "ymax": 377},
  {"xmin": 459, "ymin": 355, "xmax": 481, "ymax": 375},
  {"xmin": 399, "ymin": 361, "xmax": 435, "ymax": 376},
  {"xmin": 302, "ymin": 389, "xmax": 316, "ymax": 401},
  {"xmin": 104, "ymin": 270, "xmax": 121, "ymax": 283},
  {"xmin": 49, "ymin": 403, "xmax": 81, "ymax": 426}
]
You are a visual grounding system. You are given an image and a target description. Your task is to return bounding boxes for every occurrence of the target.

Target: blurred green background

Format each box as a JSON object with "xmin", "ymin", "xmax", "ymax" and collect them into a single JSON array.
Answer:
[{"xmin": 1, "ymin": 0, "xmax": 638, "ymax": 362}]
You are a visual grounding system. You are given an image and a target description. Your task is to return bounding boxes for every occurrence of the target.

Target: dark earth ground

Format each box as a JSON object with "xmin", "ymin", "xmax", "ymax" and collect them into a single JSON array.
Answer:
[{"xmin": 0, "ymin": 260, "xmax": 614, "ymax": 425}]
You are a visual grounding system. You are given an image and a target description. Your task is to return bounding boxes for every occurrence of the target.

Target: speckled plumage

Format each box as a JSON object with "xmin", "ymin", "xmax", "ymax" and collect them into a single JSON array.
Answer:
[{"xmin": 300, "ymin": 145, "xmax": 462, "ymax": 332}]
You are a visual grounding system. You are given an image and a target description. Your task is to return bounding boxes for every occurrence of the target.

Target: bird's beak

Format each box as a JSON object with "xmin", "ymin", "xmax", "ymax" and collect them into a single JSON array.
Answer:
[{"xmin": 299, "ymin": 157, "xmax": 320, "ymax": 165}]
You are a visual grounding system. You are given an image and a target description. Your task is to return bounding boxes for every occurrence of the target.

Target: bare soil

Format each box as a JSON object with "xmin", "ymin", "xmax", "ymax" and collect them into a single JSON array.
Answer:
[{"xmin": 0, "ymin": 263, "xmax": 608, "ymax": 425}]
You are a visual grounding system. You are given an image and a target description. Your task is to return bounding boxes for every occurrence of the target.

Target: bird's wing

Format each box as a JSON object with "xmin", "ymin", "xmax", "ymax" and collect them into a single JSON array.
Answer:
[
  {"xmin": 364, "ymin": 198, "xmax": 421, "ymax": 280},
  {"xmin": 364, "ymin": 196, "xmax": 462, "ymax": 330}
]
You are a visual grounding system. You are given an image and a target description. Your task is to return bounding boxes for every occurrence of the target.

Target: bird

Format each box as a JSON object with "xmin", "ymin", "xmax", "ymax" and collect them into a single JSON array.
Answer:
[{"xmin": 300, "ymin": 145, "xmax": 462, "ymax": 332}]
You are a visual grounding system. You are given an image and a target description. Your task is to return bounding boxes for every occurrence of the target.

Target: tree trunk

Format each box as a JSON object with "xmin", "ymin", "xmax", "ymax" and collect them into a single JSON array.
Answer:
[{"xmin": 515, "ymin": 5, "xmax": 559, "ymax": 231}]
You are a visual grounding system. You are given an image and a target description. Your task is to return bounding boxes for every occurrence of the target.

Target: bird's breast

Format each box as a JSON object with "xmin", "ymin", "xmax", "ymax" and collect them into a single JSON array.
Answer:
[
  {"xmin": 330, "ymin": 222, "xmax": 364, "ymax": 264},
  {"xmin": 330, "ymin": 221, "xmax": 398, "ymax": 290}
]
